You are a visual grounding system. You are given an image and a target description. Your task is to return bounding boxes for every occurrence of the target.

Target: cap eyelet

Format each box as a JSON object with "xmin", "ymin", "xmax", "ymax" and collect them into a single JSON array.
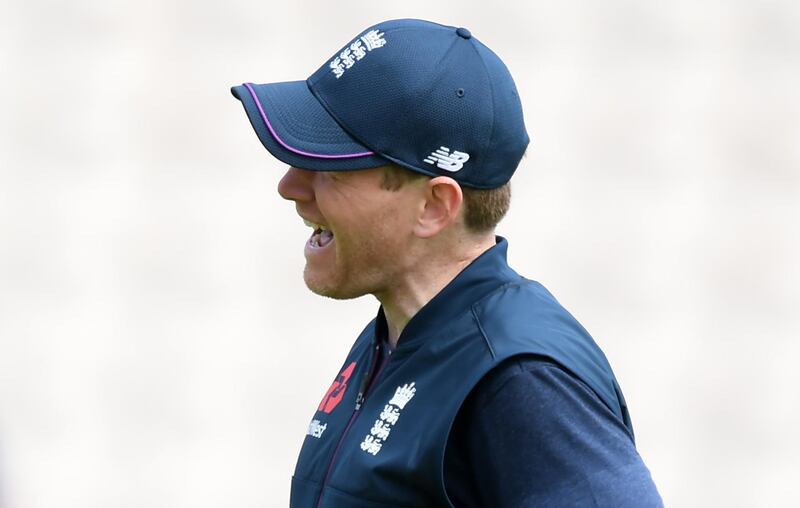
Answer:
[{"xmin": 456, "ymin": 88, "xmax": 465, "ymax": 98}]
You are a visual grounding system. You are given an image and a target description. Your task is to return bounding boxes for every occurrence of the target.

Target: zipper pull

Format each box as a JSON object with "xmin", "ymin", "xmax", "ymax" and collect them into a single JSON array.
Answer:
[{"xmin": 355, "ymin": 392, "xmax": 364, "ymax": 411}]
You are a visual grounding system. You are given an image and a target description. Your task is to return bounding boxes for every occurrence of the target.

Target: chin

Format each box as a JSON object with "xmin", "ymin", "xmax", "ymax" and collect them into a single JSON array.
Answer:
[{"xmin": 303, "ymin": 269, "xmax": 366, "ymax": 301}]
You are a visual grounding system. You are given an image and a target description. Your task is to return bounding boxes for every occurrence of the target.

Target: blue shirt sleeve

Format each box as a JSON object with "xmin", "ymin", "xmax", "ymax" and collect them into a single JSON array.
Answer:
[{"xmin": 443, "ymin": 356, "xmax": 663, "ymax": 507}]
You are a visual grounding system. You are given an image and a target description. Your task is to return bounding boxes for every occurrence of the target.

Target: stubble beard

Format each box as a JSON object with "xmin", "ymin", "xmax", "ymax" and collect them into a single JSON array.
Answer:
[{"xmin": 302, "ymin": 238, "xmax": 392, "ymax": 301}]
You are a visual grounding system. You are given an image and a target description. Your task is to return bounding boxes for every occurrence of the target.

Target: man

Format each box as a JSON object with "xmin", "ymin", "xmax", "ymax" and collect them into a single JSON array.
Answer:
[{"xmin": 231, "ymin": 18, "xmax": 662, "ymax": 507}]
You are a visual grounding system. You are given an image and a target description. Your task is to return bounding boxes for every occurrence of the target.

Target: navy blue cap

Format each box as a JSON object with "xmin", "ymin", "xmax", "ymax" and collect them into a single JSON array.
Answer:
[{"xmin": 231, "ymin": 19, "xmax": 529, "ymax": 189}]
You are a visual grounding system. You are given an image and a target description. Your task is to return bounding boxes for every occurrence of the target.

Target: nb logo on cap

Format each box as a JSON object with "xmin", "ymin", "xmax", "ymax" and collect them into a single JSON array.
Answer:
[{"xmin": 423, "ymin": 147, "xmax": 470, "ymax": 172}]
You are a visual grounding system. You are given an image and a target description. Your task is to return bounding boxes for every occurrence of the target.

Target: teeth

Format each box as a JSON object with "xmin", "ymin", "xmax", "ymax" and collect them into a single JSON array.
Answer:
[{"xmin": 303, "ymin": 219, "xmax": 329, "ymax": 231}]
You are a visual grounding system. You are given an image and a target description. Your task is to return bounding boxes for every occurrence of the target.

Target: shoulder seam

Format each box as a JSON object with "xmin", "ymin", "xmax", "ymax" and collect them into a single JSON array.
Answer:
[
  {"xmin": 470, "ymin": 306, "xmax": 495, "ymax": 359},
  {"xmin": 469, "ymin": 280, "xmax": 524, "ymax": 360}
]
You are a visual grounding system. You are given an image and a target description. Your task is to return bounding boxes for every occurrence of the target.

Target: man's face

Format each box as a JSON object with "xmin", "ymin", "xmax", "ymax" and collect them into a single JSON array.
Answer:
[{"xmin": 277, "ymin": 166, "xmax": 423, "ymax": 300}]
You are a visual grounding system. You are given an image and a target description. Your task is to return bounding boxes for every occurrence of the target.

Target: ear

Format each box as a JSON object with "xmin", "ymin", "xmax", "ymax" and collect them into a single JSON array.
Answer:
[{"xmin": 413, "ymin": 176, "xmax": 463, "ymax": 238}]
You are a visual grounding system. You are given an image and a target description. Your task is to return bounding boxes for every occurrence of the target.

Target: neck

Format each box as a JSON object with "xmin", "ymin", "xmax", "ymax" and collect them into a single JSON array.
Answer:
[{"xmin": 376, "ymin": 235, "xmax": 496, "ymax": 348}]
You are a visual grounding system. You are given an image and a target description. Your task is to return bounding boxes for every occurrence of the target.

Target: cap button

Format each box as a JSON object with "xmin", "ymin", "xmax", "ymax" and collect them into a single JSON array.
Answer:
[{"xmin": 456, "ymin": 27, "xmax": 472, "ymax": 39}]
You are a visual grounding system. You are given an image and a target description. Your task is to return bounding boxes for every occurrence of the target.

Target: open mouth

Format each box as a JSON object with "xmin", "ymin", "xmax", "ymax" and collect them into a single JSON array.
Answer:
[{"xmin": 304, "ymin": 219, "xmax": 334, "ymax": 249}]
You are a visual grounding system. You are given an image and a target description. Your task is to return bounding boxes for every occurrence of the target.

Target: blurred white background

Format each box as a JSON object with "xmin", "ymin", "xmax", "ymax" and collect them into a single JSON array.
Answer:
[{"xmin": 1, "ymin": 0, "xmax": 798, "ymax": 506}]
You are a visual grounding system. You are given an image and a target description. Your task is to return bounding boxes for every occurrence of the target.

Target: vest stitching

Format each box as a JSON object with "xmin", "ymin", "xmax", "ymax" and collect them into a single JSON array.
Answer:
[{"xmin": 470, "ymin": 306, "xmax": 495, "ymax": 359}]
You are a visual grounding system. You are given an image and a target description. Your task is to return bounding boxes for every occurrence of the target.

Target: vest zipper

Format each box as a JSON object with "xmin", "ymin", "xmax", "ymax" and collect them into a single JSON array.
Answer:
[{"xmin": 314, "ymin": 342, "xmax": 389, "ymax": 508}]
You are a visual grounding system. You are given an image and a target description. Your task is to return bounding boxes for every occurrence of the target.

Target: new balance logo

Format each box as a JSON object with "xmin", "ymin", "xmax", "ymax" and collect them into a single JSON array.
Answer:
[{"xmin": 423, "ymin": 147, "xmax": 470, "ymax": 172}]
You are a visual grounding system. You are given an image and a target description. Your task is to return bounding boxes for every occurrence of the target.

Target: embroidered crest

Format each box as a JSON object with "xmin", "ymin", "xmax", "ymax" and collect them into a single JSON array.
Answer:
[
  {"xmin": 329, "ymin": 29, "xmax": 387, "ymax": 79},
  {"xmin": 359, "ymin": 382, "xmax": 417, "ymax": 456}
]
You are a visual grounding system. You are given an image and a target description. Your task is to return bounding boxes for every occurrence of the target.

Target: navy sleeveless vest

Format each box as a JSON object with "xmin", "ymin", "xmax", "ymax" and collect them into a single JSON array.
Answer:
[{"xmin": 290, "ymin": 238, "xmax": 632, "ymax": 507}]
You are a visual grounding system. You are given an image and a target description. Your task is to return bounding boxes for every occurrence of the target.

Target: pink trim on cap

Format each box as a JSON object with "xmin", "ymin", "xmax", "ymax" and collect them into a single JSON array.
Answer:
[{"xmin": 243, "ymin": 83, "xmax": 374, "ymax": 159}]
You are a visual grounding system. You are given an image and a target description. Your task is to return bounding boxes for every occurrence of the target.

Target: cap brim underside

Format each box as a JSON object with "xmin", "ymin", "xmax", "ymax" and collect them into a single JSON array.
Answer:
[{"xmin": 231, "ymin": 81, "xmax": 389, "ymax": 171}]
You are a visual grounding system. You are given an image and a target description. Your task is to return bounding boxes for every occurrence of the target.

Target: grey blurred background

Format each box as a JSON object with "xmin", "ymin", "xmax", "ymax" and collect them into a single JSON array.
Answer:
[{"xmin": 1, "ymin": 0, "xmax": 798, "ymax": 506}]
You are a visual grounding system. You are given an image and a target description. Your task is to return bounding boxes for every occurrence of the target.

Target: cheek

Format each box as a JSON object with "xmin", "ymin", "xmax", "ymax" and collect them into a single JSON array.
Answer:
[{"xmin": 373, "ymin": 201, "xmax": 416, "ymax": 240}]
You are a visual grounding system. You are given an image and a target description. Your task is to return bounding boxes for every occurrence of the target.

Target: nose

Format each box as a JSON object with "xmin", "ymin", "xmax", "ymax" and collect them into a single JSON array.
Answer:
[{"xmin": 278, "ymin": 166, "xmax": 315, "ymax": 202}]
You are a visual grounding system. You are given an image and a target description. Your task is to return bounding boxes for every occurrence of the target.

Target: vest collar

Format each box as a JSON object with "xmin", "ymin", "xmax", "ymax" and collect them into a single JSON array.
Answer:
[{"xmin": 375, "ymin": 236, "xmax": 519, "ymax": 352}]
